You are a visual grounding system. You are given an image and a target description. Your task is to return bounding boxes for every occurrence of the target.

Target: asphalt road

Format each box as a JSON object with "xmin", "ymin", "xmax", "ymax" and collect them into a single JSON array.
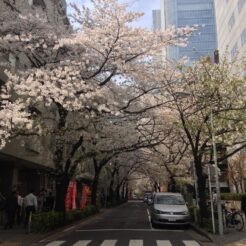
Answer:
[{"xmin": 38, "ymin": 201, "xmax": 211, "ymax": 246}]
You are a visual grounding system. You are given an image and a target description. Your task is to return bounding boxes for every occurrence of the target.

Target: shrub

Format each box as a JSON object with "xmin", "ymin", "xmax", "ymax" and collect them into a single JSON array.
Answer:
[
  {"xmin": 32, "ymin": 205, "xmax": 99, "ymax": 233},
  {"xmin": 221, "ymin": 193, "xmax": 245, "ymax": 201}
]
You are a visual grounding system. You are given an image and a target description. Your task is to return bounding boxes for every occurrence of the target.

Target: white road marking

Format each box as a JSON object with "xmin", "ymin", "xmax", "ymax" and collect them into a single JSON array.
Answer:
[
  {"xmin": 63, "ymin": 225, "xmax": 76, "ymax": 232},
  {"xmin": 73, "ymin": 240, "xmax": 92, "ymax": 246},
  {"xmin": 146, "ymin": 209, "xmax": 152, "ymax": 229},
  {"xmin": 156, "ymin": 240, "xmax": 172, "ymax": 246},
  {"xmin": 129, "ymin": 240, "xmax": 143, "ymax": 246},
  {"xmin": 100, "ymin": 240, "xmax": 117, "ymax": 246},
  {"xmin": 45, "ymin": 241, "xmax": 65, "ymax": 246},
  {"xmin": 183, "ymin": 241, "xmax": 200, "ymax": 246},
  {"xmin": 76, "ymin": 229, "xmax": 184, "ymax": 232}
]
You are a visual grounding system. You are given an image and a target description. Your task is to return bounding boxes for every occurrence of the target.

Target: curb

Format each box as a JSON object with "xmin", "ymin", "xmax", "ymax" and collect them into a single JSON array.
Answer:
[{"xmin": 190, "ymin": 223, "xmax": 214, "ymax": 242}]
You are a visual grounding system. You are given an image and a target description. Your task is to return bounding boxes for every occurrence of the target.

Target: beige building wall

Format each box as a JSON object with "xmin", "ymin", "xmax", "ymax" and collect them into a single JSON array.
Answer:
[{"xmin": 214, "ymin": 0, "xmax": 246, "ymax": 59}]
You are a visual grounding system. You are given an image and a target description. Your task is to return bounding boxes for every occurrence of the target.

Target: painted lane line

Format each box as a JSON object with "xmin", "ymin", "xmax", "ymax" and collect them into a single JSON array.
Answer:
[
  {"xmin": 156, "ymin": 240, "xmax": 172, "ymax": 246},
  {"xmin": 100, "ymin": 240, "xmax": 117, "ymax": 246},
  {"xmin": 45, "ymin": 241, "xmax": 66, "ymax": 246},
  {"xmin": 183, "ymin": 241, "xmax": 200, "ymax": 246},
  {"xmin": 129, "ymin": 240, "xmax": 143, "ymax": 246},
  {"xmin": 76, "ymin": 229, "xmax": 184, "ymax": 232},
  {"xmin": 63, "ymin": 225, "xmax": 76, "ymax": 232},
  {"xmin": 73, "ymin": 240, "xmax": 92, "ymax": 246}
]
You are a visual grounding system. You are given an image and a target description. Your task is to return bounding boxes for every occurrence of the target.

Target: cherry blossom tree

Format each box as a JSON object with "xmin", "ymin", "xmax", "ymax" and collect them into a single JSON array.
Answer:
[
  {"xmin": 153, "ymin": 57, "xmax": 246, "ymax": 217},
  {"xmin": 1, "ymin": 0, "xmax": 195, "ymax": 211}
]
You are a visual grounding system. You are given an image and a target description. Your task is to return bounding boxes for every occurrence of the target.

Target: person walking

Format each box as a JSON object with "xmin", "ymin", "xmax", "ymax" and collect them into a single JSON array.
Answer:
[
  {"xmin": 241, "ymin": 194, "xmax": 246, "ymax": 218},
  {"xmin": 16, "ymin": 192, "xmax": 23, "ymax": 225},
  {"xmin": 4, "ymin": 190, "xmax": 18, "ymax": 229},
  {"xmin": 23, "ymin": 189, "xmax": 37, "ymax": 229}
]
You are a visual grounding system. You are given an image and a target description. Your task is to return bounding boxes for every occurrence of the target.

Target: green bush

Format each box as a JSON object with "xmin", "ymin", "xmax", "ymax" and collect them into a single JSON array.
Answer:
[
  {"xmin": 32, "ymin": 205, "xmax": 99, "ymax": 233},
  {"xmin": 221, "ymin": 193, "xmax": 245, "ymax": 201}
]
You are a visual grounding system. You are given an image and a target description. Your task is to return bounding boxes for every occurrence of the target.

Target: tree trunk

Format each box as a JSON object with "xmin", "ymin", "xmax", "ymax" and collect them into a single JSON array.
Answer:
[
  {"xmin": 168, "ymin": 176, "xmax": 176, "ymax": 192},
  {"xmin": 91, "ymin": 172, "xmax": 100, "ymax": 206},
  {"xmin": 55, "ymin": 174, "xmax": 70, "ymax": 214},
  {"xmin": 195, "ymin": 158, "xmax": 208, "ymax": 219}
]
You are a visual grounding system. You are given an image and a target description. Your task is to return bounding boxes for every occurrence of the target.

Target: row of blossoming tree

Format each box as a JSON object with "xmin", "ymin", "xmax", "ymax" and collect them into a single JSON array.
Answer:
[{"xmin": 1, "ymin": 0, "xmax": 245, "ymax": 219}]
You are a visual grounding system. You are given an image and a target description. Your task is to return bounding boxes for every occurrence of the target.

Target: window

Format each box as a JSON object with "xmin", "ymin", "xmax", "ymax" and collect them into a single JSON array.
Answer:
[
  {"xmin": 241, "ymin": 28, "xmax": 246, "ymax": 46},
  {"xmin": 231, "ymin": 43, "xmax": 238, "ymax": 58},
  {"xmin": 178, "ymin": 3, "xmax": 212, "ymax": 11},
  {"xmin": 228, "ymin": 13, "xmax": 235, "ymax": 31},
  {"xmin": 238, "ymin": 0, "xmax": 246, "ymax": 13}
]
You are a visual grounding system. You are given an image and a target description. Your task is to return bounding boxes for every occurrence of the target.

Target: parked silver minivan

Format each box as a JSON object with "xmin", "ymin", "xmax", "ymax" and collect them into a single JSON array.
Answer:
[{"xmin": 150, "ymin": 192, "xmax": 190, "ymax": 226}]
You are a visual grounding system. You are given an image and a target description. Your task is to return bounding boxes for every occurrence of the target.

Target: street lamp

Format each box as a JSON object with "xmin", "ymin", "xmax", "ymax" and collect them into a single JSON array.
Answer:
[{"xmin": 211, "ymin": 49, "xmax": 223, "ymax": 236}]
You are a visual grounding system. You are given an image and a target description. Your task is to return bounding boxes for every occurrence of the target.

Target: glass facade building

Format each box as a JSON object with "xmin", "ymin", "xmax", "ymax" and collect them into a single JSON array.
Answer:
[{"xmin": 161, "ymin": 0, "xmax": 217, "ymax": 63}]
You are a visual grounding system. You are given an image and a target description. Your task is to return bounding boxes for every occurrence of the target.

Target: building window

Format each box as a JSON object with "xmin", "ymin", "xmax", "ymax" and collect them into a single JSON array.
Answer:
[
  {"xmin": 241, "ymin": 28, "xmax": 246, "ymax": 46},
  {"xmin": 238, "ymin": 0, "xmax": 246, "ymax": 13},
  {"xmin": 231, "ymin": 43, "xmax": 238, "ymax": 58},
  {"xmin": 228, "ymin": 13, "xmax": 235, "ymax": 31}
]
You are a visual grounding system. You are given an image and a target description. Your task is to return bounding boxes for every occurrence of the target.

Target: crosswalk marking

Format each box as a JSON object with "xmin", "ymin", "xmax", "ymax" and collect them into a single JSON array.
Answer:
[
  {"xmin": 157, "ymin": 240, "xmax": 172, "ymax": 246},
  {"xmin": 73, "ymin": 240, "xmax": 92, "ymax": 246},
  {"xmin": 129, "ymin": 240, "xmax": 143, "ymax": 246},
  {"xmin": 183, "ymin": 241, "xmax": 200, "ymax": 246},
  {"xmin": 44, "ymin": 239, "xmax": 200, "ymax": 246},
  {"xmin": 100, "ymin": 240, "xmax": 117, "ymax": 246},
  {"xmin": 45, "ymin": 241, "xmax": 65, "ymax": 246}
]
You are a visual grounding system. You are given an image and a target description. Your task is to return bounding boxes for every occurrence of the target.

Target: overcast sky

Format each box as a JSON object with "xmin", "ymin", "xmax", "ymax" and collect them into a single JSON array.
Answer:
[{"xmin": 66, "ymin": 0, "xmax": 160, "ymax": 29}]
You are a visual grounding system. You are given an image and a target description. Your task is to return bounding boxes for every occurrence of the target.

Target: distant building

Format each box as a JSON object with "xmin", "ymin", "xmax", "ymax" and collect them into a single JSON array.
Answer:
[
  {"xmin": 214, "ymin": 0, "xmax": 246, "ymax": 59},
  {"xmin": 152, "ymin": 9, "xmax": 161, "ymax": 31},
  {"xmin": 160, "ymin": 0, "xmax": 217, "ymax": 63}
]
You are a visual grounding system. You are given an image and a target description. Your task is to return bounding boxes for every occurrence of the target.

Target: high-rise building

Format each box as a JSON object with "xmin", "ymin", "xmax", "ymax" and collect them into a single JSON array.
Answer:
[
  {"xmin": 214, "ymin": 0, "xmax": 246, "ymax": 59},
  {"xmin": 160, "ymin": 0, "xmax": 217, "ymax": 63},
  {"xmin": 152, "ymin": 9, "xmax": 161, "ymax": 31}
]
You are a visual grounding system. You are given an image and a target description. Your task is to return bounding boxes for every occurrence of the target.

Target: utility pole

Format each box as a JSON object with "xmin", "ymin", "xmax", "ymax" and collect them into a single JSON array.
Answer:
[
  {"xmin": 212, "ymin": 49, "xmax": 223, "ymax": 236},
  {"xmin": 207, "ymin": 165, "xmax": 215, "ymax": 234}
]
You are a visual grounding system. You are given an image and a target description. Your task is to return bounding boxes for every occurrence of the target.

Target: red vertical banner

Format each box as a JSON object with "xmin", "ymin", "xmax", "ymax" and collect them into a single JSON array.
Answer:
[
  {"xmin": 65, "ymin": 181, "xmax": 77, "ymax": 211},
  {"xmin": 81, "ymin": 185, "xmax": 87, "ymax": 209},
  {"xmin": 72, "ymin": 181, "xmax": 77, "ymax": 210}
]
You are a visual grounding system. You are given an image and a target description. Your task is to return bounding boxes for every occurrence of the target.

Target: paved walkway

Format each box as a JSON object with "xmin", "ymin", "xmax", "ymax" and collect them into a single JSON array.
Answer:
[{"xmin": 0, "ymin": 225, "xmax": 44, "ymax": 246}]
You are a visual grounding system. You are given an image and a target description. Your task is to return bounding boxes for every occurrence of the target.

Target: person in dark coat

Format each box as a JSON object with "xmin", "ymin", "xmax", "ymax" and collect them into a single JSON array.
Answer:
[
  {"xmin": 241, "ymin": 194, "xmax": 246, "ymax": 216},
  {"xmin": 4, "ymin": 191, "xmax": 18, "ymax": 229}
]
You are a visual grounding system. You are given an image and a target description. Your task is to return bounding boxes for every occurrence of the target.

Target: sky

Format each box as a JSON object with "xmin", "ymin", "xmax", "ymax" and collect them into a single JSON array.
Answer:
[{"xmin": 66, "ymin": 0, "xmax": 160, "ymax": 29}]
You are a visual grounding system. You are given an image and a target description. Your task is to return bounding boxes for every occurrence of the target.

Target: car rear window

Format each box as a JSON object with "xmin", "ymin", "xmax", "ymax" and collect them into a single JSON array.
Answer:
[{"xmin": 155, "ymin": 195, "xmax": 185, "ymax": 205}]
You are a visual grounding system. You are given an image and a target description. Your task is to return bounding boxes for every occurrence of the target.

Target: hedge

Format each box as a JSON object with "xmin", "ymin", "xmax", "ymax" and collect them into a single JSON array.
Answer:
[
  {"xmin": 32, "ymin": 205, "xmax": 99, "ymax": 233},
  {"xmin": 220, "ymin": 193, "xmax": 245, "ymax": 201}
]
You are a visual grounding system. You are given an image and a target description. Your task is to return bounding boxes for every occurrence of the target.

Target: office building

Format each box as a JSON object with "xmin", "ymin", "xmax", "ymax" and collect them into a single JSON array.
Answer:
[
  {"xmin": 152, "ymin": 9, "xmax": 161, "ymax": 30},
  {"xmin": 214, "ymin": 0, "xmax": 246, "ymax": 59},
  {"xmin": 160, "ymin": 0, "xmax": 217, "ymax": 63}
]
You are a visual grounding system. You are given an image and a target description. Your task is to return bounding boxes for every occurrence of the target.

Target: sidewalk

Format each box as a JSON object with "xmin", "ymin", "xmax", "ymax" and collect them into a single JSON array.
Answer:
[
  {"xmin": 0, "ymin": 225, "xmax": 44, "ymax": 246},
  {"xmin": 0, "ymin": 209, "xmax": 107, "ymax": 246},
  {"xmin": 192, "ymin": 223, "xmax": 246, "ymax": 246}
]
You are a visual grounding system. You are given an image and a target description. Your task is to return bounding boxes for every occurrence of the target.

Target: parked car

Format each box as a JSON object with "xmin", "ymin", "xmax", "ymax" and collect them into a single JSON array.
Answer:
[
  {"xmin": 150, "ymin": 192, "xmax": 190, "ymax": 227},
  {"xmin": 143, "ymin": 192, "xmax": 152, "ymax": 203}
]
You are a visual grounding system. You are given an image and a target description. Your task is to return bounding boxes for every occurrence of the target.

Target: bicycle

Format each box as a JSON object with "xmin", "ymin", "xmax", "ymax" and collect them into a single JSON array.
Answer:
[{"xmin": 222, "ymin": 204, "xmax": 244, "ymax": 231}]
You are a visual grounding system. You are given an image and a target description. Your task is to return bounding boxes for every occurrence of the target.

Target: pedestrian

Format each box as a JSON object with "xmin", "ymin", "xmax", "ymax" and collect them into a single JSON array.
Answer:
[
  {"xmin": 38, "ymin": 188, "xmax": 46, "ymax": 212},
  {"xmin": 16, "ymin": 191, "xmax": 23, "ymax": 225},
  {"xmin": 0, "ymin": 192, "xmax": 6, "ymax": 225},
  {"xmin": 241, "ymin": 194, "xmax": 246, "ymax": 217},
  {"xmin": 23, "ymin": 189, "xmax": 37, "ymax": 229},
  {"xmin": 4, "ymin": 190, "xmax": 18, "ymax": 229},
  {"xmin": 45, "ymin": 191, "xmax": 54, "ymax": 211}
]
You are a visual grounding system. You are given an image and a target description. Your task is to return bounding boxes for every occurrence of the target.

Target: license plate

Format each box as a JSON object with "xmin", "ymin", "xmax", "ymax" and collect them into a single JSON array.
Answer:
[{"xmin": 168, "ymin": 218, "xmax": 176, "ymax": 222}]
